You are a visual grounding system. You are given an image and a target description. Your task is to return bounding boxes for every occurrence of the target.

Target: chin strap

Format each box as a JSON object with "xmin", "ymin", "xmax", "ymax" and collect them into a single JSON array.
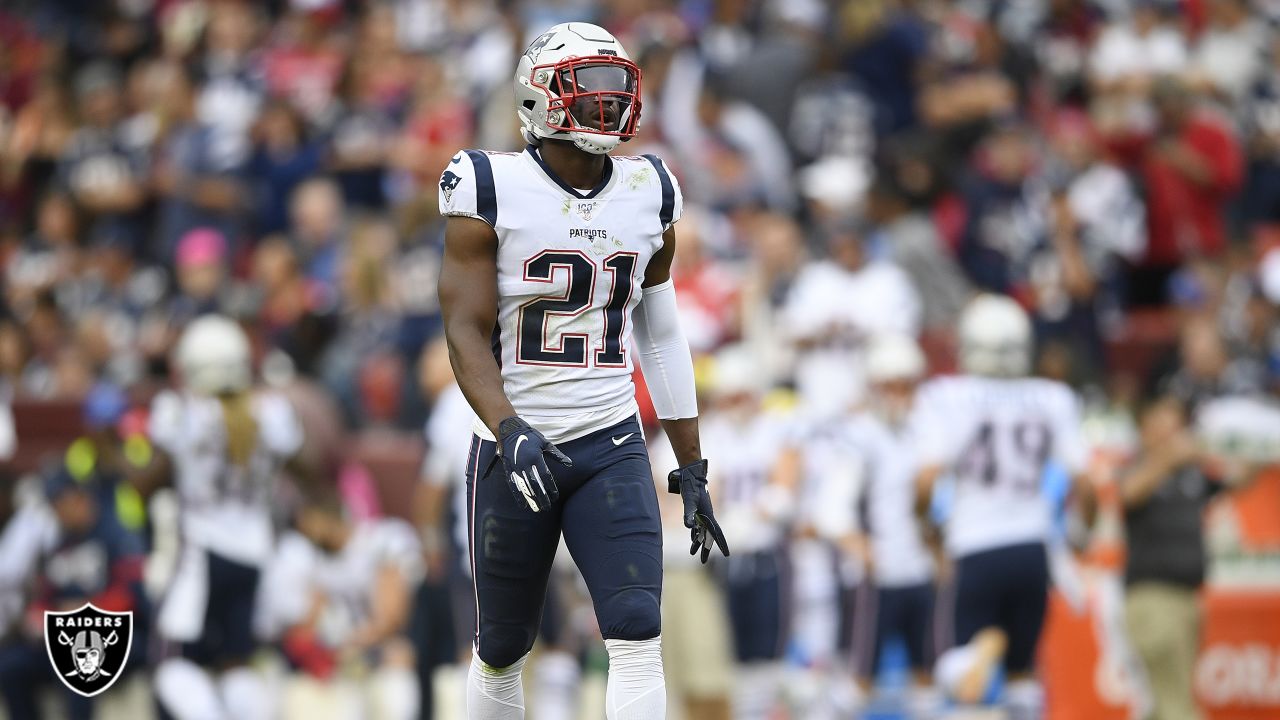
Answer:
[{"xmin": 571, "ymin": 131, "xmax": 623, "ymax": 155}]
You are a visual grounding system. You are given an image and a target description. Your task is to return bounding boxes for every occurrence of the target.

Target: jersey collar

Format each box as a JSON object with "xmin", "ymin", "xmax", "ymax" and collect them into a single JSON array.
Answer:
[{"xmin": 525, "ymin": 144, "xmax": 614, "ymax": 199}]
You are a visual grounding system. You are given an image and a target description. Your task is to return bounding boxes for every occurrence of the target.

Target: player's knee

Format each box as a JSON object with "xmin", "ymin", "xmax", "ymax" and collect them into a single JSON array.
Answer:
[
  {"xmin": 599, "ymin": 587, "xmax": 661, "ymax": 641},
  {"xmin": 478, "ymin": 624, "xmax": 537, "ymax": 669}
]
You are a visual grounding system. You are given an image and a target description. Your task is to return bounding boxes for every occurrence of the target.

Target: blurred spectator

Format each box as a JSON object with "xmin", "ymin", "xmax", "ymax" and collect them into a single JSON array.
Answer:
[
  {"xmin": 1112, "ymin": 77, "xmax": 1244, "ymax": 305},
  {"xmin": 194, "ymin": 0, "xmax": 266, "ymax": 173},
  {"xmin": 288, "ymin": 176, "xmax": 346, "ymax": 298},
  {"xmin": 6, "ymin": 192, "xmax": 83, "ymax": 317},
  {"xmin": 1149, "ymin": 313, "xmax": 1267, "ymax": 409},
  {"xmin": 669, "ymin": 74, "xmax": 795, "ymax": 213},
  {"xmin": 1090, "ymin": 0, "xmax": 1188, "ymax": 95},
  {"xmin": 782, "ymin": 219, "xmax": 921, "ymax": 415},
  {"xmin": 152, "ymin": 63, "xmax": 247, "ymax": 260},
  {"xmin": 58, "ymin": 62, "xmax": 149, "ymax": 254},
  {"xmin": 249, "ymin": 101, "xmax": 324, "ymax": 237},
  {"xmin": 838, "ymin": 0, "xmax": 928, "ymax": 138},
  {"xmin": 956, "ymin": 122, "xmax": 1041, "ymax": 294},
  {"xmin": 166, "ymin": 228, "xmax": 237, "ymax": 331},
  {"xmin": 1242, "ymin": 34, "xmax": 1280, "ymax": 229},
  {"xmin": 1031, "ymin": 109, "xmax": 1147, "ymax": 380},
  {"xmin": 669, "ymin": 206, "xmax": 740, "ymax": 354},
  {"xmin": 262, "ymin": 6, "xmax": 345, "ymax": 126},
  {"xmin": 867, "ymin": 177, "xmax": 971, "ymax": 331},
  {"xmin": 1186, "ymin": 0, "xmax": 1268, "ymax": 106},
  {"xmin": 2, "ymin": 75, "xmax": 76, "ymax": 229}
]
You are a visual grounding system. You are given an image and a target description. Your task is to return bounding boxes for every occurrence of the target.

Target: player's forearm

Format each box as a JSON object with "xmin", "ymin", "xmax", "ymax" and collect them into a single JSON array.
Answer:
[
  {"xmin": 660, "ymin": 417, "xmax": 702, "ymax": 467},
  {"xmin": 444, "ymin": 327, "xmax": 516, "ymax": 436}
]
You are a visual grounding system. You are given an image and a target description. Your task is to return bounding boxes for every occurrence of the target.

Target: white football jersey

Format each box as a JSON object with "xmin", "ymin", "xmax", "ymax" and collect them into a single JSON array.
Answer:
[
  {"xmin": 149, "ymin": 390, "xmax": 303, "ymax": 566},
  {"xmin": 842, "ymin": 413, "xmax": 934, "ymax": 588},
  {"xmin": 260, "ymin": 521, "xmax": 423, "ymax": 647},
  {"xmin": 421, "ymin": 382, "xmax": 478, "ymax": 570},
  {"xmin": 910, "ymin": 376, "xmax": 1086, "ymax": 558},
  {"xmin": 702, "ymin": 410, "xmax": 791, "ymax": 554},
  {"xmin": 0, "ymin": 504, "xmax": 57, "ymax": 637},
  {"xmin": 439, "ymin": 145, "xmax": 681, "ymax": 444}
]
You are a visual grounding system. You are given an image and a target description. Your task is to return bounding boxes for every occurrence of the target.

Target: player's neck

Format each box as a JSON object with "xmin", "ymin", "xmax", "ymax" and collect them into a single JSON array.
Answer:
[{"xmin": 538, "ymin": 140, "xmax": 608, "ymax": 190}]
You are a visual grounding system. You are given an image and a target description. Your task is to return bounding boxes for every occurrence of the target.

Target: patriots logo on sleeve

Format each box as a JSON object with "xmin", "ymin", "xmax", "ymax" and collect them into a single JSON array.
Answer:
[{"xmin": 440, "ymin": 170, "xmax": 462, "ymax": 205}]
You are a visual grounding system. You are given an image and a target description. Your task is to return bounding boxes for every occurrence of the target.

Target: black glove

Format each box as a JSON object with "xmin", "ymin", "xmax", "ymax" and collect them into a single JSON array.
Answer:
[
  {"xmin": 497, "ymin": 417, "xmax": 572, "ymax": 513},
  {"xmin": 667, "ymin": 459, "xmax": 730, "ymax": 563}
]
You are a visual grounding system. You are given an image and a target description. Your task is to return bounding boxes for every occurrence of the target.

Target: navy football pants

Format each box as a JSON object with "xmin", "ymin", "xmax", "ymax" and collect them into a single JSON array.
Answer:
[
  {"xmin": 465, "ymin": 416, "xmax": 663, "ymax": 668},
  {"xmin": 952, "ymin": 541, "xmax": 1048, "ymax": 674}
]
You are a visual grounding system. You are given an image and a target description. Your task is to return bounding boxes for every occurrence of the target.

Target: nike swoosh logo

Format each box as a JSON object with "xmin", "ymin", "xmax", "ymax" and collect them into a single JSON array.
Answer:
[
  {"xmin": 612, "ymin": 433, "xmax": 634, "ymax": 446},
  {"xmin": 514, "ymin": 435, "xmax": 528, "ymax": 462}
]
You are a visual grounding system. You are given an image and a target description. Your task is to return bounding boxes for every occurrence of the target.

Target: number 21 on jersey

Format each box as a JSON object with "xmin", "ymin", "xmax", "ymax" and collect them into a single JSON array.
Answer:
[{"xmin": 517, "ymin": 249, "xmax": 637, "ymax": 368}]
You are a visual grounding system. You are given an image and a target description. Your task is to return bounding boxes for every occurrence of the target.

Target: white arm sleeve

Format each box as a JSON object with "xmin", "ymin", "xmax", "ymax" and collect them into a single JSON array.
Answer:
[{"xmin": 632, "ymin": 279, "xmax": 698, "ymax": 420}]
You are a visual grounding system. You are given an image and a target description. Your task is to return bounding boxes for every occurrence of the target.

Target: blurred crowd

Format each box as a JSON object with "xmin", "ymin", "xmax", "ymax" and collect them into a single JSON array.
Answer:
[{"xmin": 2, "ymin": 0, "xmax": 1280, "ymax": 718}]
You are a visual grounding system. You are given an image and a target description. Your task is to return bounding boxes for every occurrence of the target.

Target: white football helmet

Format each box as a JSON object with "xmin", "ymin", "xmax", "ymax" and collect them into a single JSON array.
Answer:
[
  {"xmin": 958, "ymin": 294, "xmax": 1033, "ymax": 378},
  {"xmin": 865, "ymin": 333, "xmax": 926, "ymax": 385},
  {"xmin": 515, "ymin": 23, "xmax": 642, "ymax": 155},
  {"xmin": 709, "ymin": 344, "xmax": 760, "ymax": 398},
  {"xmin": 176, "ymin": 315, "xmax": 252, "ymax": 396}
]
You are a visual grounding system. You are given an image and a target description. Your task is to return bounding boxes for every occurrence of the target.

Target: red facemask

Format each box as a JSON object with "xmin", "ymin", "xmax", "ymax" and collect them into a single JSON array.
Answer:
[{"xmin": 531, "ymin": 55, "xmax": 643, "ymax": 138}]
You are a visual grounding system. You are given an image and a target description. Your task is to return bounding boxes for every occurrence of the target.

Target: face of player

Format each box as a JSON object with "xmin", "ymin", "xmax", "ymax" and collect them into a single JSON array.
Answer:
[
  {"xmin": 872, "ymin": 379, "xmax": 917, "ymax": 427},
  {"xmin": 296, "ymin": 507, "xmax": 346, "ymax": 555},
  {"xmin": 557, "ymin": 64, "xmax": 636, "ymax": 133}
]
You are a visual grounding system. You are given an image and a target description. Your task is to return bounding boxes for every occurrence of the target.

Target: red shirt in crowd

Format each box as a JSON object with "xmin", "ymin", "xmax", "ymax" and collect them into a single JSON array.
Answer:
[{"xmin": 1113, "ymin": 111, "xmax": 1243, "ymax": 266}]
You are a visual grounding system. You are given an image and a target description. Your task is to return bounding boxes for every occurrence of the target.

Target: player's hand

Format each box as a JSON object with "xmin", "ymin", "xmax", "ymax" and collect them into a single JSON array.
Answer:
[
  {"xmin": 497, "ymin": 416, "xmax": 572, "ymax": 512},
  {"xmin": 667, "ymin": 459, "xmax": 730, "ymax": 563}
]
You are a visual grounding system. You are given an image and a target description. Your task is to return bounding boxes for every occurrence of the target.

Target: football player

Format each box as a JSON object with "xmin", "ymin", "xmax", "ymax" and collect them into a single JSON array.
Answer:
[
  {"xmin": 839, "ymin": 334, "xmax": 940, "ymax": 718},
  {"xmin": 260, "ymin": 486, "xmax": 422, "ymax": 720},
  {"xmin": 912, "ymin": 295, "xmax": 1088, "ymax": 720},
  {"xmin": 699, "ymin": 346, "xmax": 795, "ymax": 719},
  {"xmin": 436, "ymin": 23, "xmax": 728, "ymax": 720},
  {"xmin": 141, "ymin": 315, "xmax": 304, "ymax": 720}
]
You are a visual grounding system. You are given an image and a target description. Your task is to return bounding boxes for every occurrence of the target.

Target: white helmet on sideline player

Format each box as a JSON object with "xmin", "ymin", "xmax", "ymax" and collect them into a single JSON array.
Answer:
[
  {"xmin": 958, "ymin": 294, "xmax": 1032, "ymax": 378},
  {"xmin": 515, "ymin": 23, "xmax": 642, "ymax": 155},
  {"xmin": 176, "ymin": 315, "xmax": 252, "ymax": 396},
  {"xmin": 865, "ymin": 333, "xmax": 926, "ymax": 385},
  {"xmin": 865, "ymin": 333, "xmax": 925, "ymax": 425}
]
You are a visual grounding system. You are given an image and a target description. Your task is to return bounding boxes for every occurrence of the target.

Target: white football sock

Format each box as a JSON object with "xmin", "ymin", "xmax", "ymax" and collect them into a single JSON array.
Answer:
[
  {"xmin": 734, "ymin": 662, "xmax": 782, "ymax": 720},
  {"xmin": 1005, "ymin": 679, "xmax": 1044, "ymax": 720},
  {"xmin": 532, "ymin": 649, "xmax": 580, "ymax": 720},
  {"xmin": 219, "ymin": 666, "xmax": 271, "ymax": 720},
  {"xmin": 604, "ymin": 637, "xmax": 665, "ymax": 720},
  {"xmin": 155, "ymin": 658, "xmax": 224, "ymax": 720},
  {"xmin": 468, "ymin": 648, "xmax": 528, "ymax": 719},
  {"xmin": 906, "ymin": 685, "xmax": 943, "ymax": 719},
  {"xmin": 372, "ymin": 665, "xmax": 421, "ymax": 720}
]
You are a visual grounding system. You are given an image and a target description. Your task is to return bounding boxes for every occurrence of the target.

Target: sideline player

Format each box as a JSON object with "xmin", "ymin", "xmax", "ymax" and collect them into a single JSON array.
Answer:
[
  {"xmin": 700, "ymin": 346, "xmax": 794, "ymax": 719},
  {"xmin": 436, "ymin": 22, "xmax": 729, "ymax": 720},
  {"xmin": 840, "ymin": 334, "xmax": 940, "ymax": 718},
  {"xmin": 912, "ymin": 296, "xmax": 1087, "ymax": 720},
  {"xmin": 141, "ymin": 315, "xmax": 304, "ymax": 720}
]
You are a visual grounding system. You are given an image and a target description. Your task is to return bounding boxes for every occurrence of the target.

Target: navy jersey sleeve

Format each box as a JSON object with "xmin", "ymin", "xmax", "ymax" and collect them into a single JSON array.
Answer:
[{"xmin": 439, "ymin": 150, "xmax": 498, "ymax": 227}]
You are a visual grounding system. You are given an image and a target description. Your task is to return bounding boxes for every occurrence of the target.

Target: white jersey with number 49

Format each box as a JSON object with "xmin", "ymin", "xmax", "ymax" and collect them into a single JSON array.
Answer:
[
  {"xmin": 910, "ymin": 375, "xmax": 1086, "ymax": 558},
  {"xmin": 439, "ymin": 145, "xmax": 682, "ymax": 444}
]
